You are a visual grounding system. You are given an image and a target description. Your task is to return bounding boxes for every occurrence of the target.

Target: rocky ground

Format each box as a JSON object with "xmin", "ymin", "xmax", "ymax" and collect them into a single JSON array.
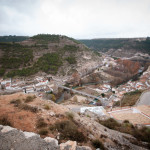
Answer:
[
  {"xmin": 0, "ymin": 93, "xmax": 149, "ymax": 150},
  {"xmin": 0, "ymin": 125, "xmax": 91, "ymax": 150}
]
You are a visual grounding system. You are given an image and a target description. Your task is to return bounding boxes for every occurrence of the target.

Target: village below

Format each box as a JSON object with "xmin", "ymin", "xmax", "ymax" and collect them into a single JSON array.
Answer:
[{"xmin": 0, "ymin": 35, "xmax": 150, "ymax": 150}]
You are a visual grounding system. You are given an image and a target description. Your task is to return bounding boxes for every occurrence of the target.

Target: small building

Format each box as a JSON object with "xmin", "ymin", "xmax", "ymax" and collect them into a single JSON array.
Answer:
[{"xmin": 80, "ymin": 106, "xmax": 107, "ymax": 116}]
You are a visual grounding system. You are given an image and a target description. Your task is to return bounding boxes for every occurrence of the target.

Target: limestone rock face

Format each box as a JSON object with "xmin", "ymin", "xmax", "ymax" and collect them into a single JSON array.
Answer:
[
  {"xmin": 0, "ymin": 125, "xmax": 92, "ymax": 150},
  {"xmin": 60, "ymin": 141, "xmax": 92, "ymax": 150},
  {"xmin": 76, "ymin": 146, "xmax": 92, "ymax": 150},
  {"xmin": 73, "ymin": 113, "xmax": 149, "ymax": 150},
  {"xmin": 60, "ymin": 141, "xmax": 77, "ymax": 150},
  {"xmin": 0, "ymin": 125, "xmax": 59, "ymax": 150}
]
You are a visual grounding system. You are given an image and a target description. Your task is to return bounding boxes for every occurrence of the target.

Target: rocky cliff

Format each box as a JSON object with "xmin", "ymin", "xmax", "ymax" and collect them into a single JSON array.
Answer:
[{"xmin": 0, "ymin": 125, "xmax": 91, "ymax": 150}]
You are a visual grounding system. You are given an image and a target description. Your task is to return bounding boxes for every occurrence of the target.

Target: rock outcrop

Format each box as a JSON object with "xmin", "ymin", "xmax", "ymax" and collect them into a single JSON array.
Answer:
[
  {"xmin": 0, "ymin": 125, "xmax": 91, "ymax": 150},
  {"xmin": 73, "ymin": 113, "xmax": 149, "ymax": 150}
]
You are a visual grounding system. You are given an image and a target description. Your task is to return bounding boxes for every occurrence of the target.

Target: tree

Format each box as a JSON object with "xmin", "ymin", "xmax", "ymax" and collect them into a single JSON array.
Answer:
[{"xmin": 101, "ymin": 93, "xmax": 105, "ymax": 97}]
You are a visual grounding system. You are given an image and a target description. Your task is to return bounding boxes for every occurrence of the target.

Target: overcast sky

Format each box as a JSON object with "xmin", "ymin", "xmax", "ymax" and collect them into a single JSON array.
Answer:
[{"xmin": 0, "ymin": 0, "xmax": 150, "ymax": 39}]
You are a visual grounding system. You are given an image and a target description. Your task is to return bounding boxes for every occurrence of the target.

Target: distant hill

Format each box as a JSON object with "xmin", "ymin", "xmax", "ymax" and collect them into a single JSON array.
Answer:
[
  {"xmin": 0, "ymin": 35, "xmax": 29, "ymax": 42},
  {"xmin": 0, "ymin": 34, "xmax": 101, "ymax": 77},
  {"xmin": 80, "ymin": 37, "xmax": 150, "ymax": 55}
]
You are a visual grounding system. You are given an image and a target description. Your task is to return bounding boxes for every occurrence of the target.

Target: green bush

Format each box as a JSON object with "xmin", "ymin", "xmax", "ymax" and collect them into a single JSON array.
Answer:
[
  {"xmin": 0, "ymin": 68, "xmax": 5, "ymax": 76},
  {"xmin": 62, "ymin": 45, "xmax": 78, "ymax": 52},
  {"xmin": 65, "ymin": 56, "xmax": 77, "ymax": 64},
  {"xmin": 101, "ymin": 93, "xmax": 105, "ymax": 97}
]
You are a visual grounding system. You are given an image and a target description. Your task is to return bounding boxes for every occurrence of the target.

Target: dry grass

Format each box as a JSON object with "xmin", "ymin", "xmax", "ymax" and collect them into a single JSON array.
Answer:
[{"xmin": 10, "ymin": 96, "xmax": 38, "ymax": 113}]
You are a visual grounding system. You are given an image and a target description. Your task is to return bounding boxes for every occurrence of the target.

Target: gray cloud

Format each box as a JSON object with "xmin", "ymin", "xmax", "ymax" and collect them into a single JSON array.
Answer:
[{"xmin": 0, "ymin": 0, "xmax": 150, "ymax": 38}]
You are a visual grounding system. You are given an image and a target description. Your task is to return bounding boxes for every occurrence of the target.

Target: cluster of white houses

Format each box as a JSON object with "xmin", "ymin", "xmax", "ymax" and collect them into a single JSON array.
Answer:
[{"xmin": 0, "ymin": 76, "xmax": 57, "ymax": 97}]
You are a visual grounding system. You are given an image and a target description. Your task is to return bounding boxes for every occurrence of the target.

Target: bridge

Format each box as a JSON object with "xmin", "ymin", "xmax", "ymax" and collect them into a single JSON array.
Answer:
[{"xmin": 58, "ymin": 85, "xmax": 109, "ymax": 106}]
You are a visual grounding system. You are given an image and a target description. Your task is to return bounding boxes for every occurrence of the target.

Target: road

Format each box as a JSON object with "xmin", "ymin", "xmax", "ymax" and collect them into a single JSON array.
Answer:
[
  {"xmin": 137, "ymin": 91, "xmax": 150, "ymax": 106},
  {"xmin": 58, "ymin": 85, "xmax": 109, "ymax": 106},
  {"xmin": 58, "ymin": 85, "xmax": 102, "ymax": 100}
]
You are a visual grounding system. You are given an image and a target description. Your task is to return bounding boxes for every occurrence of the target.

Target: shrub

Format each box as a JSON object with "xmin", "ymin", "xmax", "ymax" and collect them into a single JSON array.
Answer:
[
  {"xmin": 133, "ymin": 127, "xmax": 150, "ymax": 143},
  {"xmin": 24, "ymin": 95, "xmax": 36, "ymax": 103},
  {"xmin": 38, "ymin": 129, "xmax": 48, "ymax": 135},
  {"xmin": 99, "ymin": 118, "xmax": 150, "ymax": 144},
  {"xmin": 92, "ymin": 139, "xmax": 105, "ymax": 149},
  {"xmin": 101, "ymin": 93, "xmax": 105, "ymax": 97},
  {"xmin": 65, "ymin": 56, "xmax": 76, "ymax": 64},
  {"xmin": 65, "ymin": 112, "xmax": 74, "ymax": 120},
  {"xmin": 49, "ymin": 120, "xmax": 86, "ymax": 142},
  {"xmin": 19, "ymin": 104, "xmax": 38, "ymax": 113},
  {"xmin": 50, "ymin": 94, "xmax": 56, "ymax": 102},
  {"xmin": 0, "ymin": 116, "xmax": 12, "ymax": 126},
  {"xmin": 99, "ymin": 118, "xmax": 121, "ymax": 130},
  {"xmin": 62, "ymin": 45, "xmax": 78, "ymax": 52},
  {"xmin": 10, "ymin": 99, "xmax": 21, "ymax": 107},
  {"xmin": 43, "ymin": 104, "xmax": 50, "ymax": 110},
  {"xmin": 36, "ymin": 118, "xmax": 47, "ymax": 128},
  {"xmin": 123, "ymin": 120, "xmax": 130, "ymax": 123}
]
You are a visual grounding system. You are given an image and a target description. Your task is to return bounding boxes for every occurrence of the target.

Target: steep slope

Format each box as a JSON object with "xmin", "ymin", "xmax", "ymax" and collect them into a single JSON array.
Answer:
[{"xmin": 0, "ymin": 34, "xmax": 102, "ymax": 77}]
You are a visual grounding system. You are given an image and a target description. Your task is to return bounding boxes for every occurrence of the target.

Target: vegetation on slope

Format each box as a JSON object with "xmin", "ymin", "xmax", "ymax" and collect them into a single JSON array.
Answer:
[
  {"xmin": 114, "ymin": 90, "xmax": 142, "ymax": 107},
  {"xmin": 99, "ymin": 118, "xmax": 150, "ymax": 144},
  {"xmin": 0, "ymin": 43, "xmax": 33, "ymax": 76},
  {"xmin": 80, "ymin": 37, "xmax": 150, "ymax": 54},
  {"xmin": 0, "ymin": 34, "xmax": 86, "ymax": 77},
  {"xmin": 65, "ymin": 56, "xmax": 76, "ymax": 64},
  {"xmin": 6, "ymin": 52, "xmax": 62, "ymax": 77},
  {"xmin": 31, "ymin": 34, "xmax": 60, "ymax": 44},
  {"xmin": 0, "ymin": 35, "xmax": 29, "ymax": 42},
  {"xmin": 49, "ymin": 120, "xmax": 87, "ymax": 142}
]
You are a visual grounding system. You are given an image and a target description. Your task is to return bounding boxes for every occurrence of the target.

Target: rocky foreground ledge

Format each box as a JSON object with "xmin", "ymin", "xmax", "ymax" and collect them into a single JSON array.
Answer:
[{"xmin": 0, "ymin": 125, "xmax": 91, "ymax": 150}]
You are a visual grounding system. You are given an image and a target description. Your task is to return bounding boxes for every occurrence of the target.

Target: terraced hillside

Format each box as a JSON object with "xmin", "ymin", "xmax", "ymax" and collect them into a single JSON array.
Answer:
[{"xmin": 0, "ymin": 34, "xmax": 102, "ymax": 77}]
